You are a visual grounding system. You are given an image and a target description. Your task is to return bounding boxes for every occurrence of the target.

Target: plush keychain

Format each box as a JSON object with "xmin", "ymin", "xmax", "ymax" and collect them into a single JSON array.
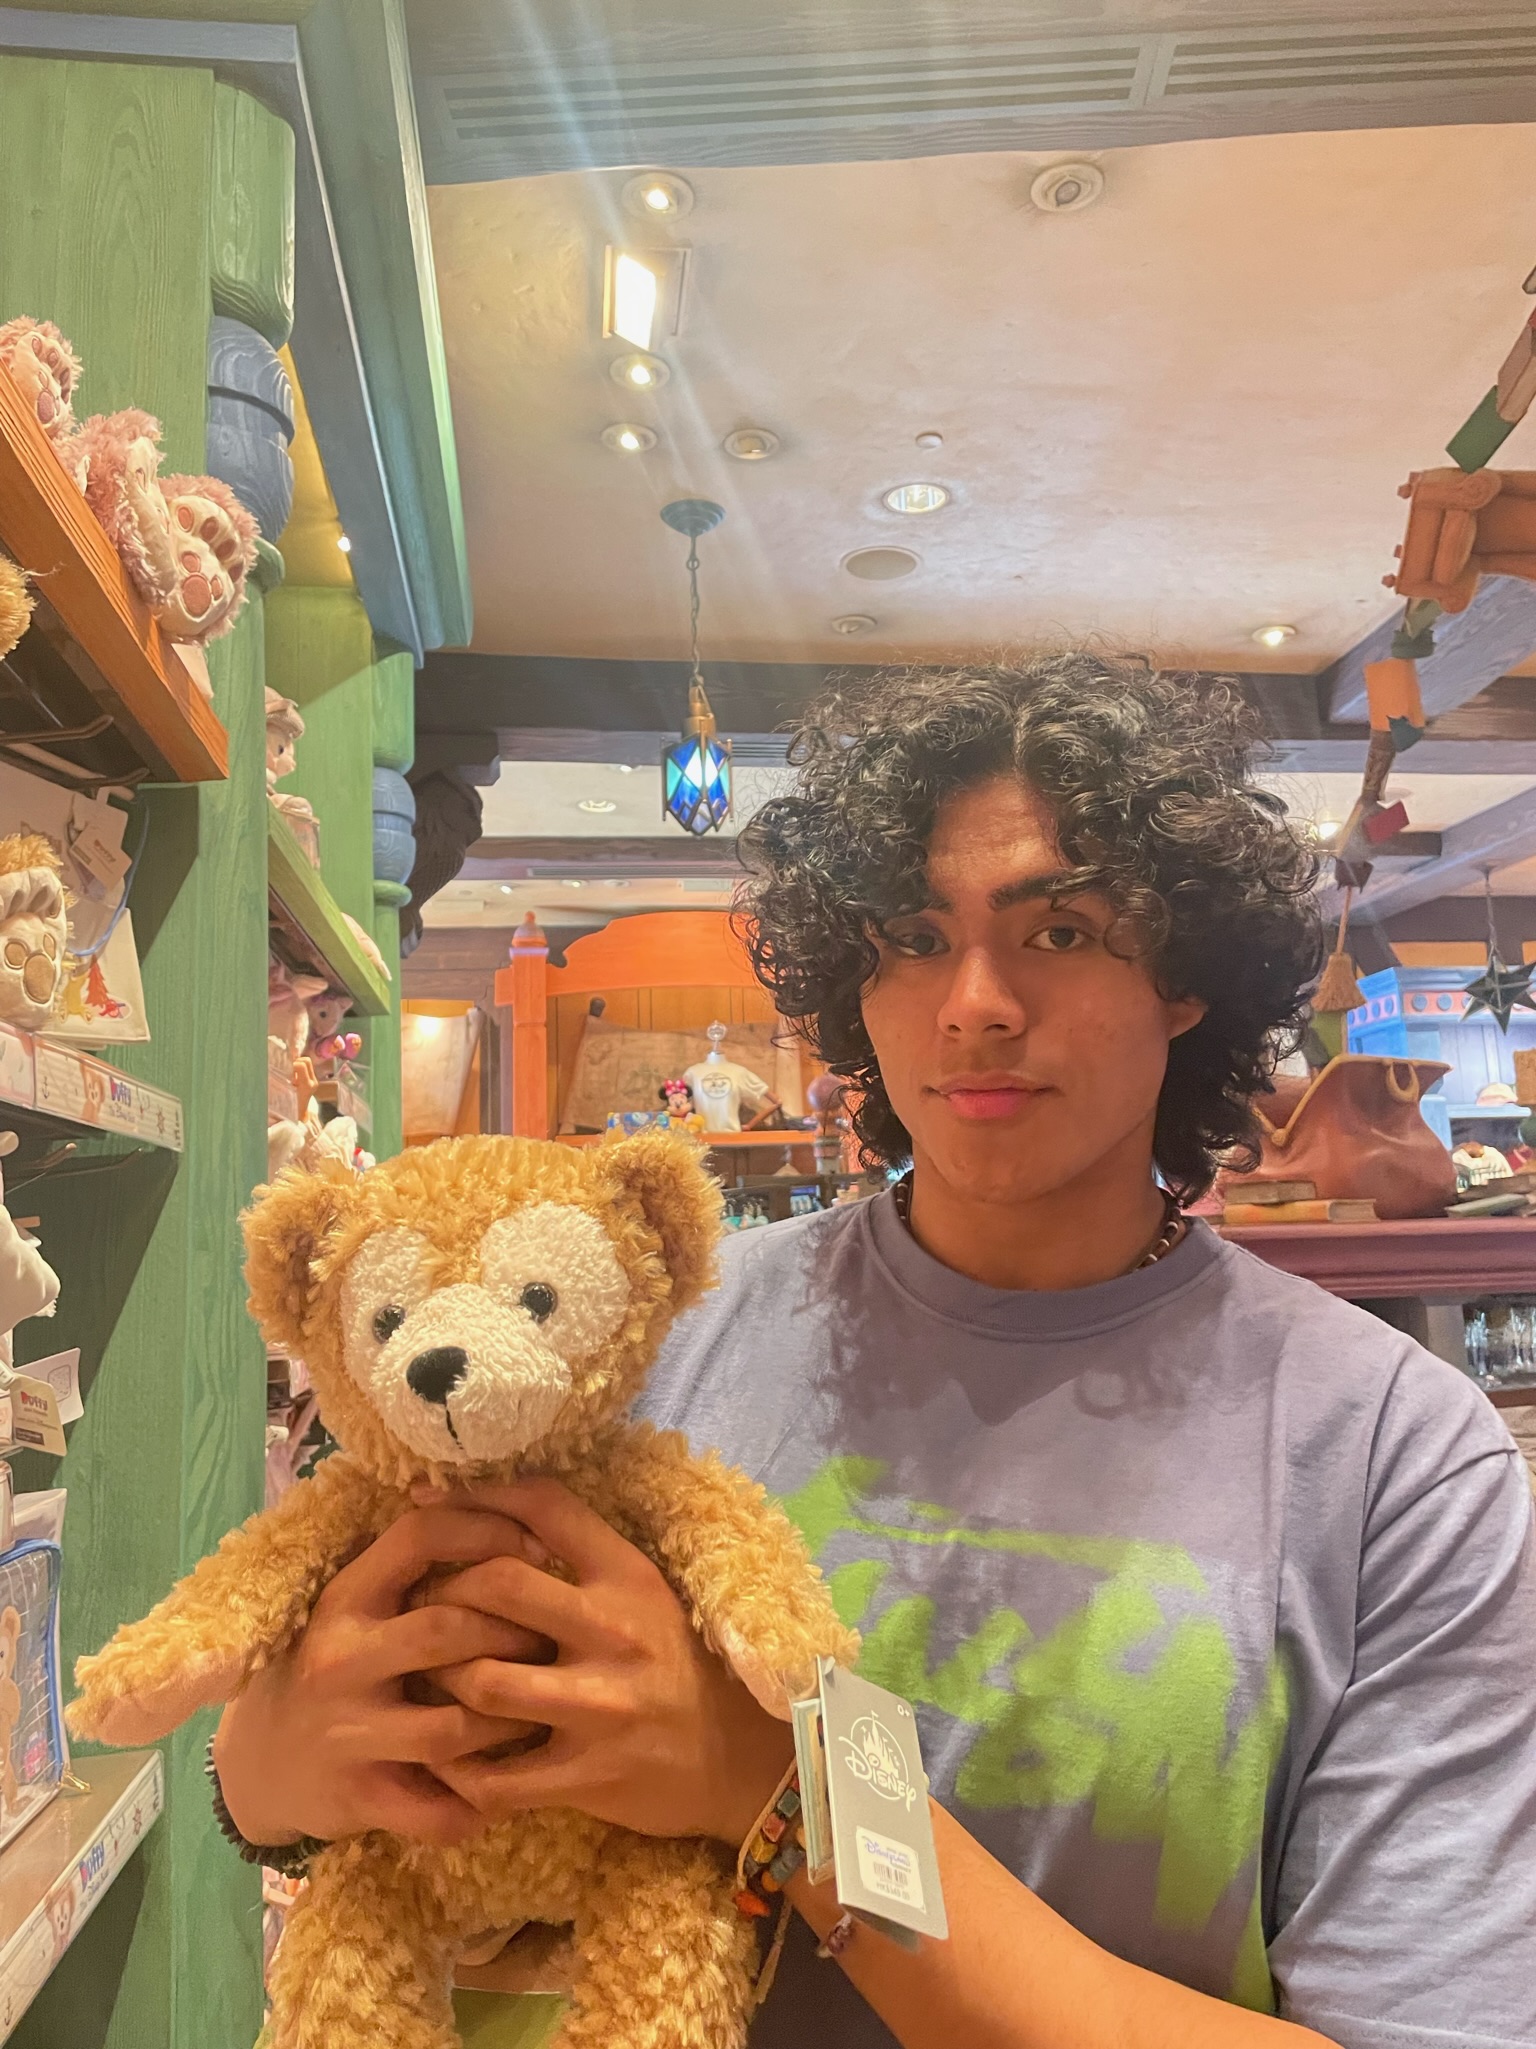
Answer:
[{"xmin": 69, "ymin": 1133, "xmax": 856, "ymax": 2049}]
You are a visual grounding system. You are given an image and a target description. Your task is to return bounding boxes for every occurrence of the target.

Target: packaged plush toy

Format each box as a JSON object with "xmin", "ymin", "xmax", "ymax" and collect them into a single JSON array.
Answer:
[{"xmin": 68, "ymin": 1133, "xmax": 856, "ymax": 2049}]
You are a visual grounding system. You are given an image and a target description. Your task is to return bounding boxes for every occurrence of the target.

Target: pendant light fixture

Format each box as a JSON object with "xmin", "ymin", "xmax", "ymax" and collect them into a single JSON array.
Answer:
[
  {"xmin": 1464, "ymin": 866, "xmax": 1536, "ymax": 1031},
  {"xmin": 659, "ymin": 498, "xmax": 732, "ymax": 835}
]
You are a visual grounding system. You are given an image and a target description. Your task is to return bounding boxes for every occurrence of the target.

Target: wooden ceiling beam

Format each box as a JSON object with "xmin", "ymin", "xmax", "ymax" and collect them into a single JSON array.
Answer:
[{"xmin": 1326, "ymin": 578, "xmax": 1536, "ymax": 725}]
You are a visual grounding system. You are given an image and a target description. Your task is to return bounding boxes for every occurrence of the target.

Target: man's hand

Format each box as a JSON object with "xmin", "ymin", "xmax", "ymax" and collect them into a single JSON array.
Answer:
[
  {"xmin": 212, "ymin": 1504, "xmax": 551, "ymax": 1848},
  {"xmin": 414, "ymin": 1478, "xmax": 796, "ymax": 1846}
]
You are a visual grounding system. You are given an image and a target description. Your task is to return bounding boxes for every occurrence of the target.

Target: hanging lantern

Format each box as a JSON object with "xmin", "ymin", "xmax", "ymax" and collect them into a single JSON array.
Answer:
[{"xmin": 659, "ymin": 498, "xmax": 732, "ymax": 836}]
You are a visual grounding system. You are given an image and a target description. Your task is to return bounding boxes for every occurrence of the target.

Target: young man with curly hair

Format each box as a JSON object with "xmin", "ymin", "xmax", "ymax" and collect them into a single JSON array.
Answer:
[{"xmin": 214, "ymin": 657, "xmax": 1536, "ymax": 2049}]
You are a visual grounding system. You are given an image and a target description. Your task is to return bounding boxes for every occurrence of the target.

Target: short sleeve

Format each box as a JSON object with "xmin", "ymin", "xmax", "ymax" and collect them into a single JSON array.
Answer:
[{"xmin": 1270, "ymin": 1404, "xmax": 1536, "ymax": 2048}]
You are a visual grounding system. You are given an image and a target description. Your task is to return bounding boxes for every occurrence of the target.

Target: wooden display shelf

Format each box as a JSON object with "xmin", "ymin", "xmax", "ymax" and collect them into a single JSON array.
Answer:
[
  {"xmin": 0, "ymin": 1023, "xmax": 182, "ymax": 1152},
  {"xmin": 0, "ymin": 365, "xmax": 227, "ymax": 784},
  {"xmin": 1218, "ymin": 1216, "xmax": 1536, "ymax": 1302},
  {"xmin": 0, "ymin": 1749, "xmax": 162, "ymax": 2042},
  {"xmin": 267, "ymin": 807, "xmax": 391, "ymax": 1016}
]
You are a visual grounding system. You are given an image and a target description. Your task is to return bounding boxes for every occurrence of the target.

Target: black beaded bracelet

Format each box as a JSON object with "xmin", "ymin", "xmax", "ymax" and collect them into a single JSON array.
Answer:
[{"xmin": 204, "ymin": 1738, "xmax": 329, "ymax": 1878}]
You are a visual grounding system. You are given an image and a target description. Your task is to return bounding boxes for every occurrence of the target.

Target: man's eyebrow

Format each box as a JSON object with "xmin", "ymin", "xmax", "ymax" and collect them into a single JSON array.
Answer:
[
  {"xmin": 906, "ymin": 870, "xmax": 1082, "ymax": 917},
  {"xmin": 988, "ymin": 870, "xmax": 1080, "ymax": 912}
]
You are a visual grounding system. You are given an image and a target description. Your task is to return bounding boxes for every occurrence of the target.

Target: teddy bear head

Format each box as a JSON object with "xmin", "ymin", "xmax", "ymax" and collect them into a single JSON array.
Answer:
[
  {"xmin": 243, "ymin": 1132, "xmax": 722, "ymax": 1487},
  {"xmin": 0, "ymin": 319, "xmax": 82, "ymax": 445}
]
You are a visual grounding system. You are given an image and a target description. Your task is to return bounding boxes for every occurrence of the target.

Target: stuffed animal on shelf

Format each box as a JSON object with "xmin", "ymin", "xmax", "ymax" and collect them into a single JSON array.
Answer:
[
  {"xmin": 264, "ymin": 689, "xmax": 305, "ymax": 793},
  {"xmin": 74, "ymin": 408, "xmax": 258, "ymax": 644},
  {"xmin": 342, "ymin": 912, "xmax": 391, "ymax": 983},
  {"xmin": 0, "ymin": 318, "xmax": 83, "ymax": 456},
  {"xmin": 0, "ymin": 836, "xmax": 67, "ymax": 1029},
  {"xmin": 68, "ymin": 1133, "xmax": 857, "ymax": 2049},
  {"xmin": 0, "ymin": 556, "xmax": 32, "ymax": 665},
  {"xmin": 268, "ymin": 962, "xmax": 330, "ymax": 1070},
  {"xmin": 0, "ymin": 1132, "xmax": 59, "ymax": 1378}
]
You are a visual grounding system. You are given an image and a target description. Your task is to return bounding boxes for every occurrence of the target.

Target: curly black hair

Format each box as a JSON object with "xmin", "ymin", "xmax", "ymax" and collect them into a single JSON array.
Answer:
[{"xmin": 735, "ymin": 652, "xmax": 1324, "ymax": 1202}]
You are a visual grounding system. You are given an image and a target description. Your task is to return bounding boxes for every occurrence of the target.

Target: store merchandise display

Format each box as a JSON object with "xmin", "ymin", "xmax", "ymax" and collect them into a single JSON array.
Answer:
[
  {"xmin": 682, "ymin": 1019, "xmax": 777, "ymax": 1134},
  {"xmin": 1228, "ymin": 1054, "xmax": 1457, "ymax": 1221},
  {"xmin": 0, "ymin": 316, "xmax": 260, "ymax": 692},
  {"xmin": 70, "ymin": 1132, "xmax": 856, "ymax": 2049}
]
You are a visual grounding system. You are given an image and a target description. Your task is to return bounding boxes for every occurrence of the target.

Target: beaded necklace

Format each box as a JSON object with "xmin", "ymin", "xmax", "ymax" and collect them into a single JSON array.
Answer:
[{"xmin": 889, "ymin": 1177, "xmax": 1187, "ymax": 1272}]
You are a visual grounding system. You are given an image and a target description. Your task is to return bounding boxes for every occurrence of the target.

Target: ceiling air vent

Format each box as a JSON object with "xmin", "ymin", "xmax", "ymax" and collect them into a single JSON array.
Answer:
[
  {"xmin": 1159, "ymin": 20, "xmax": 1536, "ymax": 98},
  {"xmin": 417, "ymin": 13, "xmax": 1536, "ymax": 181}
]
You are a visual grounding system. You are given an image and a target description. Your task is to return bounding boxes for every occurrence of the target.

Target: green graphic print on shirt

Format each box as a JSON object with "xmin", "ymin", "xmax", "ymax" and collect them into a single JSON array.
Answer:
[{"xmin": 781, "ymin": 1456, "xmax": 1290, "ymax": 2012}]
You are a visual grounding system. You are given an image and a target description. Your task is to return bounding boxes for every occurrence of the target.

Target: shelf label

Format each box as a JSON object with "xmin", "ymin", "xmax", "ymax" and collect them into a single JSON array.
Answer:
[{"xmin": 33, "ymin": 1047, "xmax": 183, "ymax": 1153}]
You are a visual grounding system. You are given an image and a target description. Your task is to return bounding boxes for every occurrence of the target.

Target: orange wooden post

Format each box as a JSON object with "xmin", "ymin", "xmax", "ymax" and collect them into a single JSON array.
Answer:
[{"xmin": 495, "ymin": 912, "xmax": 549, "ymax": 1138}]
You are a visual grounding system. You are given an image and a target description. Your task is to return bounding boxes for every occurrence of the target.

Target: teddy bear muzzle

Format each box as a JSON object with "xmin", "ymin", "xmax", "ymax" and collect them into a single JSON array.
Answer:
[{"xmin": 364, "ymin": 1282, "xmax": 575, "ymax": 1464}]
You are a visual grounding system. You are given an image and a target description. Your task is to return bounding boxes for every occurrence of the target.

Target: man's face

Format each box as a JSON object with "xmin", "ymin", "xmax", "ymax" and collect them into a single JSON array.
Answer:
[{"xmin": 859, "ymin": 776, "xmax": 1206, "ymax": 1208}]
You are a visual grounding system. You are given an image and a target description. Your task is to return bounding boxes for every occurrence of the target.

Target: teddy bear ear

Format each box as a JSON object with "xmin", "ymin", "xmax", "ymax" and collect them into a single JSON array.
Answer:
[
  {"xmin": 596, "ymin": 1132, "xmax": 724, "ymax": 1314},
  {"xmin": 242, "ymin": 1162, "xmax": 362, "ymax": 1353}
]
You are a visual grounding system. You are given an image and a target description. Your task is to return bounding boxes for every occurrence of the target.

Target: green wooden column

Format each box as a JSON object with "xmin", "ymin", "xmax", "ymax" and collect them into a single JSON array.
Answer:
[{"xmin": 0, "ymin": 56, "xmax": 279, "ymax": 2049}]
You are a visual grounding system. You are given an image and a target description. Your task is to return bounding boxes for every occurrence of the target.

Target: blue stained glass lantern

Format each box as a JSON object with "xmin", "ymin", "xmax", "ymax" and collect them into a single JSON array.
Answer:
[{"xmin": 662, "ymin": 680, "xmax": 732, "ymax": 834}]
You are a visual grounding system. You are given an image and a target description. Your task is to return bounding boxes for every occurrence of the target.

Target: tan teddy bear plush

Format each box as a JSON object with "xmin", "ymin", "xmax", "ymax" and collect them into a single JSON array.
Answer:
[{"xmin": 68, "ymin": 1133, "xmax": 857, "ymax": 2049}]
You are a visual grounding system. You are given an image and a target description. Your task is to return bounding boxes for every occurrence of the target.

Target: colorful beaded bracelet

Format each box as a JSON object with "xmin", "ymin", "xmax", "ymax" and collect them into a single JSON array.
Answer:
[{"xmin": 733, "ymin": 1763, "xmax": 806, "ymax": 1920}]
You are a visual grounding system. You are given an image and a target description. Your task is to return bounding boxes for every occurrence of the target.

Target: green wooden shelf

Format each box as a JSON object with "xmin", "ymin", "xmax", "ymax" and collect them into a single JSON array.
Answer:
[{"xmin": 266, "ymin": 806, "xmax": 391, "ymax": 1016}]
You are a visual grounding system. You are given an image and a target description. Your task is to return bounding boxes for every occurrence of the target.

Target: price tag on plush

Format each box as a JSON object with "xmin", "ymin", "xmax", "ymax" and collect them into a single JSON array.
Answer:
[
  {"xmin": 9, "ymin": 1376, "xmax": 65, "ymax": 1455},
  {"xmin": 793, "ymin": 1657, "xmax": 949, "ymax": 1948}
]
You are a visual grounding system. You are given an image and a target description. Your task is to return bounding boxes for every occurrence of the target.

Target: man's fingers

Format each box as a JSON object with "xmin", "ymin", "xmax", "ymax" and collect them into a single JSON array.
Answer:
[
  {"xmin": 435, "ymin": 1739, "xmax": 583, "ymax": 1819},
  {"xmin": 370, "ymin": 1703, "xmax": 527, "ymax": 1768},
  {"xmin": 418, "ymin": 1479, "xmax": 641, "ymax": 1587},
  {"xmin": 429, "ymin": 1654, "xmax": 575, "ymax": 1728},
  {"xmin": 358, "ymin": 1761, "xmax": 487, "ymax": 1847},
  {"xmin": 418, "ymin": 1555, "xmax": 589, "ymax": 1648},
  {"xmin": 333, "ymin": 1508, "xmax": 543, "ymax": 1621},
  {"xmin": 358, "ymin": 1604, "xmax": 548, "ymax": 1686}
]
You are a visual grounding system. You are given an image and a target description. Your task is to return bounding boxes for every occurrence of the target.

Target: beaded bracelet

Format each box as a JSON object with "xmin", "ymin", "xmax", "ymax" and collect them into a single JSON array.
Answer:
[
  {"xmin": 204, "ymin": 1738, "xmax": 329, "ymax": 1879},
  {"xmin": 733, "ymin": 1762, "xmax": 806, "ymax": 1920}
]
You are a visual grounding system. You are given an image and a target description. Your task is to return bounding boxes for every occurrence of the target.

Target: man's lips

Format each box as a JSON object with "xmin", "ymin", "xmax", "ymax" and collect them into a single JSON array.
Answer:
[{"xmin": 931, "ymin": 1076, "xmax": 1051, "ymax": 1122}]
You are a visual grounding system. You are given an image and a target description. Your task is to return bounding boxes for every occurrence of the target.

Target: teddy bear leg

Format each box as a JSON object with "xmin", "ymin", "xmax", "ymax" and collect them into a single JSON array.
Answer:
[
  {"xmin": 556, "ymin": 1836, "xmax": 759, "ymax": 2049},
  {"xmin": 265, "ymin": 1845, "xmax": 460, "ymax": 2049}
]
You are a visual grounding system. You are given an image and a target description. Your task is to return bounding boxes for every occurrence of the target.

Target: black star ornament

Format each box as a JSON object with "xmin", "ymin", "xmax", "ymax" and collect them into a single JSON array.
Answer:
[{"xmin": 1464, "ymin": 948, "xmax": 1536, "ymax": 1031}]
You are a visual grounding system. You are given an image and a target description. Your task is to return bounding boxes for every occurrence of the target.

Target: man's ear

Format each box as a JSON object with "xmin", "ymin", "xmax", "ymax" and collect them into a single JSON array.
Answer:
[
  {"xmin": 596, "ymin": 1132, "xmax": 723, "ymax": 1314},
  {"xmin": 242, "ymin": 1163, "xmax": 362, "ymax": 1354}
]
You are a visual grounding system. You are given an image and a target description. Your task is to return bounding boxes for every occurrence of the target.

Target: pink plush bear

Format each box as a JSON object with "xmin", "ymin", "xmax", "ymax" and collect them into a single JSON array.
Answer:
[
  {"xmin": 73, "ymin": 409, "xmax": 257, "ymax": 644},
  {"xmin": 0, "ymin": 318, "xmax": 82, "ymax": 454}
]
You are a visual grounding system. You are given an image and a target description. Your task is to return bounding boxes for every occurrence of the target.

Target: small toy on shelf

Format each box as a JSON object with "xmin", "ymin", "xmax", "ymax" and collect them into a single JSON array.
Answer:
[
  {"xmin": 70, "ymin": 1133, "xmax": 856, "ymax": 2049},
  {"xmin": 0, "ymin": 555, "xmax": 33, "ymax": 663},
  {"xmin": 271, "ymin": 792, "xmax": 322, "ymax": 866},
  {"xmin": 658, "ymin": 1076, "xmax": 705, "ymax": 1138},
  {"xmin": 341, "ymin": 912, "xmax": 390, "ymax": 984},
  {"xmin": 0, "ymin": 317, "xmax": 82, "ymax": 455},
  {"xmin": 0, "ymin": 1132, "xmax": 59, "ymax": 1378},
  {"xmin": 264, "ymin": 689, "xmax": 305, "ymax": 793},
  {"xmin": 0, "ymin": 835, "xmax": 67, "ymax": 1029}
]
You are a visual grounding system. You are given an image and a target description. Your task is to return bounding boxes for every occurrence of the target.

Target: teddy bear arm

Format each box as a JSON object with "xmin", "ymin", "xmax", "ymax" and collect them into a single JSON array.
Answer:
[
  {"xmin": 68, "ymin": 1455, "xmax": 390, "ymax": 1747},
  {"xmin": 589, "ymin": 1423, "xmax": 859, "ymax": 1719}
]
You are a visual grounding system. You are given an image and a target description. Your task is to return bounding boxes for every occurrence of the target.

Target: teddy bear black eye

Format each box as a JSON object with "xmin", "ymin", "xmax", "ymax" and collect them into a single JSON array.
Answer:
[
  {"xmin": 372, "ymin": 1304, "xmax": 406, "ymax": 1343},
  {"xmin": 519, "ymin": 1281, "xmax": 558, "ymax": 1324}
]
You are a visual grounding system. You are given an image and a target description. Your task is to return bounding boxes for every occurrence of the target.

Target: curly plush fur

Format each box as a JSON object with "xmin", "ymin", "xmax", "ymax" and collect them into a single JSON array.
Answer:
[
  {"xmin": 69, "ymin": 1134, "xmax": 856, "ymax": 2049},
  {"xmin": 0, "ymin": 557, "xmax": 32, "ymax": 664}
]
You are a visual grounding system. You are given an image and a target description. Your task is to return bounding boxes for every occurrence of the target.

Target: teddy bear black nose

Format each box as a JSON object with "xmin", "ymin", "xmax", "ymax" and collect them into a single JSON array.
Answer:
[{"xmin": 406, "ymin": 1346, "xmax": 468, "ymax": 1406}]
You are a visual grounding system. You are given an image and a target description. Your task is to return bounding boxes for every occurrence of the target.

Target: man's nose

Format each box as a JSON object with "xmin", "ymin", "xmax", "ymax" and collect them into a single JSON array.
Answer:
[
  {"xmin": 936, "ymin": 947, "xmax": 1027, "ymax": 1035},
  {"xmin": 406, "ymin": 1346, "xmax": 468, "ymax": 1406}
]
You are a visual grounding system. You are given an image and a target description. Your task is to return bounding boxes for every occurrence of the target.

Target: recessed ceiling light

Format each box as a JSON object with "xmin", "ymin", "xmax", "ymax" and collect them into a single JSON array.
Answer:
[
  {"xmin": 601, "ymin": 423, "xmax": 656, "ymax": 453},
  {"xmin": 622, "ymin": 171, "xmax": 694, "ymax": 220},
  {"xmin": 1253, "ymin": 623, "xmax": 1297, "ymax": 649},
  {"xmin": 563, "ymin": 879, "xmax": 585, "ymax": 889},
  {"xmin": 1316, "ymin": 819, "xmax": 1342, "ymax": 841},
  {"xmin": 337, "ymin": 534, "xmax": 352, "ymax": 553},
  {"xmin": 882, "ymin": 482, "xmax": 950, "ymax": 515},
  {"xmin": 1029, "ymin": 162, "xmax": 1105, "ymax": 214},
  {"xmin": 500, "ymin": 884, "xmax": 514, "ymax": 893},
  {"xmin": 832, "ymin": 613, "xmax": 877, "ymax": 635},
  {"xmin": 843, "ymin": 546, "xmax": 920, "ymax": 581},
  {"xmin": 610, "ymin": 351, "xmax": 669, "ymax": 390},
  {"xmin": 915, "ymin": 430, "xmax": 944, "ymax": 450},
  {"xmin": 723, "ymin": 427, "xmax": 779, "ymax": 461},
  {"xmin": 578, "ymin": 797, "xmax": 618, "ymax": 814}
]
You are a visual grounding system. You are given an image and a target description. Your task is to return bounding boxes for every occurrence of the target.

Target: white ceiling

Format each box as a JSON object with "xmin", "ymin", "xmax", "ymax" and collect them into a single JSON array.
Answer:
[{"xmin": 428, "ymin": 122, "xmax": 1536, "ymax": 671}]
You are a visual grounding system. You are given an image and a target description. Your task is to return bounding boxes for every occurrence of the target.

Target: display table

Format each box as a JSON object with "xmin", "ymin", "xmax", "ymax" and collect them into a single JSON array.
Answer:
[
  {"xmin": 1218, "ymin": 1216, "xmax": 1536, "ymax": 1302},
  {"xmin": 1219, "ymin": 1217, "xmax": 1536, "ymax": 1407}
]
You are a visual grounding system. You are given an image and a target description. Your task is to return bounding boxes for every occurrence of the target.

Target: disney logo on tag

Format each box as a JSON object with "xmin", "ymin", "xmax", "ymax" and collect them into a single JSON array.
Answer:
[{"xmin": 839, "ymin": 1712, "xmax": 918, "ymax": 1810}]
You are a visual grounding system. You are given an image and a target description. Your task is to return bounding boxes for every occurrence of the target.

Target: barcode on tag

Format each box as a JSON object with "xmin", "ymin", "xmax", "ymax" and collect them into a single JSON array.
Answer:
[{"xmin": 855, "ymin": 1829, "xmax": 924, "ymax": 1914}]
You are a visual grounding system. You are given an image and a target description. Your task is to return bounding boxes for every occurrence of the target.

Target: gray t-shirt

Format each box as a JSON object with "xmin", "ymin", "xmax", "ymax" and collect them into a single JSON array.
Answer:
[{"xmin": 640, "ymin": 1195, "xmax": 1536, "ymax": 2049}]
